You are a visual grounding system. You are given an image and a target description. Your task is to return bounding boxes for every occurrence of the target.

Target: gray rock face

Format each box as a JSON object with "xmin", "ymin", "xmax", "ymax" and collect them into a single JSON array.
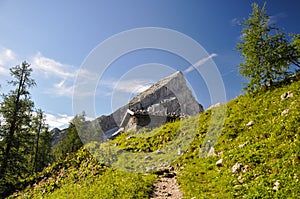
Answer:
[
  {"xmin": 95, "ymin": 71, "xmax": 203, "ymax": 135},
  {"xmin": 50, "ymin": 127, "xmax": 67, "ymax": 146},
  {"xmin": 129, "ymin": 71, "xmax": 202, "ymax": 116}
]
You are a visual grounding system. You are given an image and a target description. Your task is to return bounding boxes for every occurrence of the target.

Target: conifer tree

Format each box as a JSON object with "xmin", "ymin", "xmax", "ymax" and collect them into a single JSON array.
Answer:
[
  {"xmin": 237, "ymin": 3, "xmax": 299, "ymax": 91},
  {"xmin": 32, "ymin": 109, "xmax": 51, "ymax": 173},
  {"xmin": 0, "ymin": 61, "xmax": 36, "ymax": 196}
]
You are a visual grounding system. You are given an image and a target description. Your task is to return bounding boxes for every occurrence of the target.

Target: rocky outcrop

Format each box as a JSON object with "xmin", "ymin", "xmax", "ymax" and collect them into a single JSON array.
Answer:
[
  {"xmin": 95, "ymin": 71, "xmax": 203, "ymax": 137},
  {"xmin": 129, "ymin": 71, "xmax": 202, "ymax": 116},
  {"xmin": 50, "ymin": 127, "xmax": 67, "ymax": 146}
]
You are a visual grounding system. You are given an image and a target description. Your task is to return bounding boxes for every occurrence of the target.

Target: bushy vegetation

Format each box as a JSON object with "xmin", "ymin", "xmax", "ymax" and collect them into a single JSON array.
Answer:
[{"xmin": 9, "ymin": 148, "xmax": 156, "ymax": 199}]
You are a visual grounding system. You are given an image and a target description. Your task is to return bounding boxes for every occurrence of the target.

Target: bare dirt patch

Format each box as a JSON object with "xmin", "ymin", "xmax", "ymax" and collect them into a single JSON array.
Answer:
[{"xmin": 150, "ymin": 169, "xmax": 182, "ymax": 199}]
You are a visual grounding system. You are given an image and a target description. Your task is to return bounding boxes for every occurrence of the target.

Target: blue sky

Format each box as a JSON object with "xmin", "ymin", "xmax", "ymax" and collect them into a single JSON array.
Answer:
[{"xmin": 1, "ymin": 0, "xmax": 300, "ymax": 129}]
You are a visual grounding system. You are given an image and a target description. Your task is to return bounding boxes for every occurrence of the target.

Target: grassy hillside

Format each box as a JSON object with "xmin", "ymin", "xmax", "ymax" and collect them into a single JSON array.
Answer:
[
  {"xmin": 9, "ymin": 79, "xmax": 300, "ymax": 198},
  {"xmin": 8, "ymin": 148, "xmax": 156, "ymax": 199},
  {"xmin": 176, "ymin": 80, "xmax": 300, "ymax": 198}
]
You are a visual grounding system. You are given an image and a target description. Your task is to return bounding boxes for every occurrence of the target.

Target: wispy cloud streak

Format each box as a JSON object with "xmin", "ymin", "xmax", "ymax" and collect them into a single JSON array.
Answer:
[
  {"xmin": 31, "ymin": 52, "xmax": 75, "ymax": 79},
  {"xmin": 183, "ymin": 53, "xmax": 217, "ymax": 74}
]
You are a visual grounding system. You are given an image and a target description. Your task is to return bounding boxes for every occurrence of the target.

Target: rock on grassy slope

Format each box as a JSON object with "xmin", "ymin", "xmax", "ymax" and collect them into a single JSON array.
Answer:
[{"xmin": 9, "ymin": 79, "xmax": 300, "ymax": 198}]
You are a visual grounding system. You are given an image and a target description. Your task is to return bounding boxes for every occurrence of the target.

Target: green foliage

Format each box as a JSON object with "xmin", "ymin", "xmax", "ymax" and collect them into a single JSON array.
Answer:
[
  {"xmin": 292, "ymin": 33, "xmax": 300, "ymax": 64},
  {"xmin": 237, "ymin": 3, "xmax": 299, "ymax": 92},
  {"xmin": 32, "ymin": 109, "xmax": 52, "ymax": 173},
  {"xmin": 9, "ymin": 148, "xmax": 156, "ymax": 199},
  {"xmin": 51, "ymin": 114, "xmax": 85, "ymax": 161},
  {"xmin": 0, "ymin": 62, "xmax": 51, "ymax": 197},
  {"xmin": 0, "ymin": 62, "xmax": 37, "ymax": 197},
  {"xmin": 113, "ymin": 121, "xmax": 180, "ymax": 152}
]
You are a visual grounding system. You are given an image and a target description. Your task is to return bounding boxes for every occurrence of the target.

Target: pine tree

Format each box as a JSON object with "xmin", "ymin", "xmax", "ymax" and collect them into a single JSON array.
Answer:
[
  {"xmin": 0, "ymin": 61, "xmax": 36, "ymax": 196},
  {"xmin": 237, "ymin": 3, "xmax": 298, "ymax": 91},
  {"xmin": 32, "ymin": 109, "xmax": 51, "ymax": 173}
]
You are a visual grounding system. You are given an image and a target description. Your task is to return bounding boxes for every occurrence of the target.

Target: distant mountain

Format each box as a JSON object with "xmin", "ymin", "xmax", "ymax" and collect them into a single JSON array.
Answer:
[{"xmin": 50, "ymin": 127, "xmax": 67, "ymax": 146}]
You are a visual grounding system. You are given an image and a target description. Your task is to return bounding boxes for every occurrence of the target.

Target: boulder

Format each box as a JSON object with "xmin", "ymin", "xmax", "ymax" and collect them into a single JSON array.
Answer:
[
  {"xmin": 273, "ymin": 180, "xmax": 280, "ymax": 191},
  {"xmin": 232, "ymin": 162, "xmax": 243, "ymax": 174},
  {"xmin": 145, "ymin": 156, "xmax": 152, "ymax": 160},
  {"xmin": 245, "ymin": 121, "xmax": 254, "ymax": 127},
  {"xmin": 207, "ymin": 147, "xmax": 216, "ymax": 156},
  {"xmin": 238, "ymin": 141, "xmax": 249, "ymax": 148},
  {"xmin": 156, "ymin": 149, "xmax": 164, "ymax": 154},
  {"xmin": 281, "ymin": 109, "xmax": 289, "ymax": 116},
  {"xmin": 281, "ymin": 91, "xmax": 293, "ymax": 100},
  {"xmin": 216, "ymin": 159, "xmax": 223, "ymax": 167}
]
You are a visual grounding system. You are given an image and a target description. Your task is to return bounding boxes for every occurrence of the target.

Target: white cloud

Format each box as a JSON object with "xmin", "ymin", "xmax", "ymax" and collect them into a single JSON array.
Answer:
[
  {"xmin": 31, "ymin": 53, "xmax": 102, "ymax": 98},
  {"xmin": 100, "ymin": 78, "xmax": 152, "ymax": 96},
  {"xmin": 72, "ymin": 68, "xmax": 100, "ymax": 97},
  {"xmin": 45, "ymin": 79, "xmax": 74, "ymax": 97},
  {"xmin": 183, "ymin": 53, "xmax": 218, "ymax": 74},
  {"xmin": 45, "ymin": 113, "xmax": 74, "ymax": 129},
  {"xmin": 0, "ymin": 49, "xmax": 87, "ymax": 98},
  {"xmin": 44, "ymin": 112, "xmax": 95, "ymax": 129},
  {"xmin": 0, "ymin": 48, "xmax": 16, "ymax": 64},
  {"xmin": 0, "ymin": 48, "xmax": 18, "ymax": 76},
  {"xmin": 31, "ymin": 52, "xmax": 85, "ymax": 98},
  {"xmin": 31, "ymin": 52, "xmax": 76, "ymax": 79}
]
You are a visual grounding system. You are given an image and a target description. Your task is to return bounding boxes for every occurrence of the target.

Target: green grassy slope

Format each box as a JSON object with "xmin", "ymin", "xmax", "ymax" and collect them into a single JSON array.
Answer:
[
  {"xmin": 176, "ymin": 80, "xmax": 300, "ymax": 198},
  {"xmin": 8, "ymin": 148, "xmax": 156, "ymax": 199},
  {"xmin": 9, "ymin": 79, "xmax": 300, "ymax": 198}
]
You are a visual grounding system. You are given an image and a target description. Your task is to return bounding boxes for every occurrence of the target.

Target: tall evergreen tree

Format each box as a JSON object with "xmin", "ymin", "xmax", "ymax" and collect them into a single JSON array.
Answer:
[
  {"xmin": 0, "ymin": 61, "xmax": 36, "ymax": 196},
  {"xmin": 237, "ymin": 3, "xmax": 298, "ymax": 91},
  {"xmin": 32, "ymin": 109, "xmax": 51, "ymax": 173}
]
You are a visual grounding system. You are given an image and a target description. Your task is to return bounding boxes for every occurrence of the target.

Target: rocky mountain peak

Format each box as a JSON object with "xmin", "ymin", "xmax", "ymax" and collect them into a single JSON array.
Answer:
[
  {"xmin": 130, "ymin": 71, "xmax": 184, "ymax": 104},
  {"xmin": 95, "ymin": 71, "xmax": 203, "ymax": 137}
]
